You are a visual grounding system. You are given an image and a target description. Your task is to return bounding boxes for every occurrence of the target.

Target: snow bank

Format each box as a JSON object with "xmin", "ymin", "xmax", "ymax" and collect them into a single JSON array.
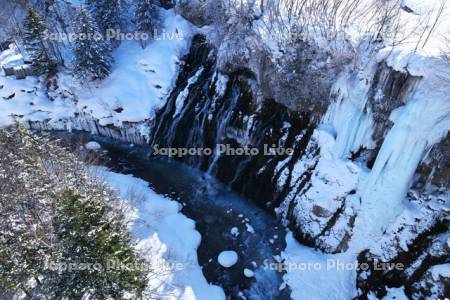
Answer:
[
  {"xmin": 0, "ymin": 9, "xmax": 193, "ymax": 129},
  {"xmin": 0, "ymin": 44, "xmax": 24, "ymax": 69},
  {"xmin": 59, "ymin": 10, "xmax": 193, "ymax": 125},
  {"xmin": 430, "ymin": 263, "xmax": 450, "ymax": 282},
  {"xmin": 277, "ymin": 129, "xmax": 360, "ymax": 250},
  {"xmin": 97, "ymin": 168, "xmax": 225, "ymax": 300},
  {"xmin": 0, "ymin": 74, "xmax": 56, "ymax": 127}
]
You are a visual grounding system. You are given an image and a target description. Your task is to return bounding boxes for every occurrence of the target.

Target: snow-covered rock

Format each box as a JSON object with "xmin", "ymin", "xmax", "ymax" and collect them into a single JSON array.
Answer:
[
  {"xmin": 245, "ymin": 223, "xmax": 255, "ymax": 234},
  {"xmin": 218, "ymin": 251, "xmax": 238, "ymax": 268},
  {"xmin": 243, "ymin": 268, "xmax": 254, "ymax": 278},
  {"xmin": 85, "ymin": 141, "xmax": 101, "ymax": 150},
  {"xmin": 230, "ymin": 227, "xmax": 239, "ymax": 237}
]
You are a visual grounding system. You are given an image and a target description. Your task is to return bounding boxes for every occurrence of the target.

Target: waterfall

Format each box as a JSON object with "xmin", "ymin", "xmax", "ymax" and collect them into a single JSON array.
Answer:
[
  {"xmin": 25, "ymin": 33, "xmax": 448, "ymax": 256},
  {"xmin": 353, "ymin": 75, "xmax": 450, "ymax": 249}
]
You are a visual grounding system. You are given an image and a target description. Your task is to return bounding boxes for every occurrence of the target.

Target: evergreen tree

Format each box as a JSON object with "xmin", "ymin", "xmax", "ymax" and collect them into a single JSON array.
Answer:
[
  {"xmin": 85, "ymin": 0, "xmax": 122, "ymax": 38},
  {"xmin": 0, "ymin": 126, "xmax": 57, "ymax": 297},
  {"xmin": 0, "ymin": 125, "xmax": 148, "ymax": 298},
  {"xmin": 135, "ymin": 0, "xmax": 159, "ymax": 48},
  {"xmin": 22, "ymin": 7, "xmax": 56, "ymax": 75},
  {"xmin": 72, "ymin": 7, "xmax": 112, "ymax": 80},
  {"xmin": 45, "ymin": 189, "xmax": 147, "ymax": 299}
]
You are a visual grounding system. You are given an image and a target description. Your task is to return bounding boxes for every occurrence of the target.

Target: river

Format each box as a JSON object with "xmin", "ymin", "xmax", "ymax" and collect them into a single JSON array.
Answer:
[{"xmin": 53, "ymin": 131, "xmax": 291, "ymax": 299}]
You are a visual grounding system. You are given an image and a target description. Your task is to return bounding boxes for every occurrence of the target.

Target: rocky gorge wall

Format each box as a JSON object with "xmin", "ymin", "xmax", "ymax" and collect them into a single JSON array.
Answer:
[
  {"xmin": 147, "ymin": 34, "xmax": 449, "ymax": 299},
  {"xmin": 27, "ymin": 32, "xmax": 449, "ymax": 299}
]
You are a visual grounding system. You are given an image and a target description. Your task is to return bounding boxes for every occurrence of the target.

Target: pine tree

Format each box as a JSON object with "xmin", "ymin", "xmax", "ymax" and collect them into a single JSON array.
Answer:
[
  {"xmin": 22, "ymin": 7, "xmax": 57, "ymax": 75},
  {"xmin": 72, "ymin": 7, "xmax": 112, "ymax": 80},
  {"xmin": 0, "ymin": 126, "xmax": 56, "ymax": 297},
  {"xmin": 0, "ymin": 125, "xmax": 148, "ymax": 298},
  {"xmin": 135, "ymin": 0, "xmax": 159, "ymax": 48},
  {"xmin": 45, "ymin": 189, "xmax": 147, "ymax": 299},
  {"xmin": 85, "ymin": 0, "xmax": 122, "ymax": 38}
]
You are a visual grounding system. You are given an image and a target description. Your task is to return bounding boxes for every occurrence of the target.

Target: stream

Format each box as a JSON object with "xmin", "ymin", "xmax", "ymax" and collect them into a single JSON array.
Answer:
[{"xmin": 52, "ymin": 131, "xmax": 291, "ymax": 300}]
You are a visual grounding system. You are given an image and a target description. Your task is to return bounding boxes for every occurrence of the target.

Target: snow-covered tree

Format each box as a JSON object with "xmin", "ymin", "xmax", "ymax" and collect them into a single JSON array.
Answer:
[
  {"xmin": 72, "ymin": 7, "xmax": 112, "ymax": 80},
  {"xmin": 44, "ymin": 189, "xmax": 147, "ymax": 299},
  {"xmin": 85, "ymin": 0, "xmax": 122, "ymax": 39},
  {"xmin": 0, "ymin": 125, "xmax": 56, "ymax": 297},
  {"xmin": 135, "ymin": 0, "xmax": 159, "ymax": 48},
  {"xmin": 0, "ymin": 125, "xmax": 148, "ymax": 298},
  {"xmin": 22, "ymin": 6, "xmax": 57, "ymax": 75}
]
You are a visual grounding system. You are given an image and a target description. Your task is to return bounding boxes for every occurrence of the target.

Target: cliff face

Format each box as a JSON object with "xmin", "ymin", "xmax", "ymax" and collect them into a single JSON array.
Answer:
[{"xmin": 147, "ymin": 34, "xmax": 449, "ymax": 298}]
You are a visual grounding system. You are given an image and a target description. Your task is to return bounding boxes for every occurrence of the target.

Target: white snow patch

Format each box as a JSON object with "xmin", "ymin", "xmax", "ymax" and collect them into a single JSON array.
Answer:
[
  {"xmin": 381, "ymin": 287, "xmax": 408, "ymax": 300},
  {"xmin": 214, "ymin": 73, "xmax": 229, "ymax": 98},
  {"xmin": 0, "ymin": 44, "xmax": 24, "ymax": 69},
  {"xmin": 282, "ymin": 232, "xmax": 357, "ymax": 300},
  {"xmin": 430, "ymin": 263, "xmax": 450, "ymax": 281}
]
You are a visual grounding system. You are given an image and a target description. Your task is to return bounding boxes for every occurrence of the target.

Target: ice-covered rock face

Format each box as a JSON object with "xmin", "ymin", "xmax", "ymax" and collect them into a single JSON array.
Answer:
[
  {"xmin": 414, "ymin": 134, "xmax": 450, "ymax": 189},
  {"xmin": 147, "ymin": 34, "xmax": 448, "ymax": 298},
  {"xmin": 148, "ymin": 33, "xmax": 449, "ymax": 253},
  {"xmin": 150, "ymin": 35, "xmax": 316, "ymax": 211},
  {"xmin": 356, "ymin": 198, "xmax": 449, "ymax": 299}
]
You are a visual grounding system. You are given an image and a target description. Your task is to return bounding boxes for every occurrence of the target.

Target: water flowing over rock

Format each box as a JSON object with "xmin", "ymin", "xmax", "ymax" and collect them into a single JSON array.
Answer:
[{"xmin": 149, "ymin": 34, "xmax": 449, "ymax": 297}]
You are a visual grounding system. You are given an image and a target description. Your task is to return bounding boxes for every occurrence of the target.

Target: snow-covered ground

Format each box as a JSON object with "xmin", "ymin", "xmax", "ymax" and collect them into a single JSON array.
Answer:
[
  {"xmin": 282, "ymin": 232, "xmax": 357, "ymax": 300},
  {"xmin": 97, "ymin": 167, "xmax": 225, "ymax": 300},
  {"xmin": 0, "ymin": 9, "xmax": 193, "ymax": 131}
]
